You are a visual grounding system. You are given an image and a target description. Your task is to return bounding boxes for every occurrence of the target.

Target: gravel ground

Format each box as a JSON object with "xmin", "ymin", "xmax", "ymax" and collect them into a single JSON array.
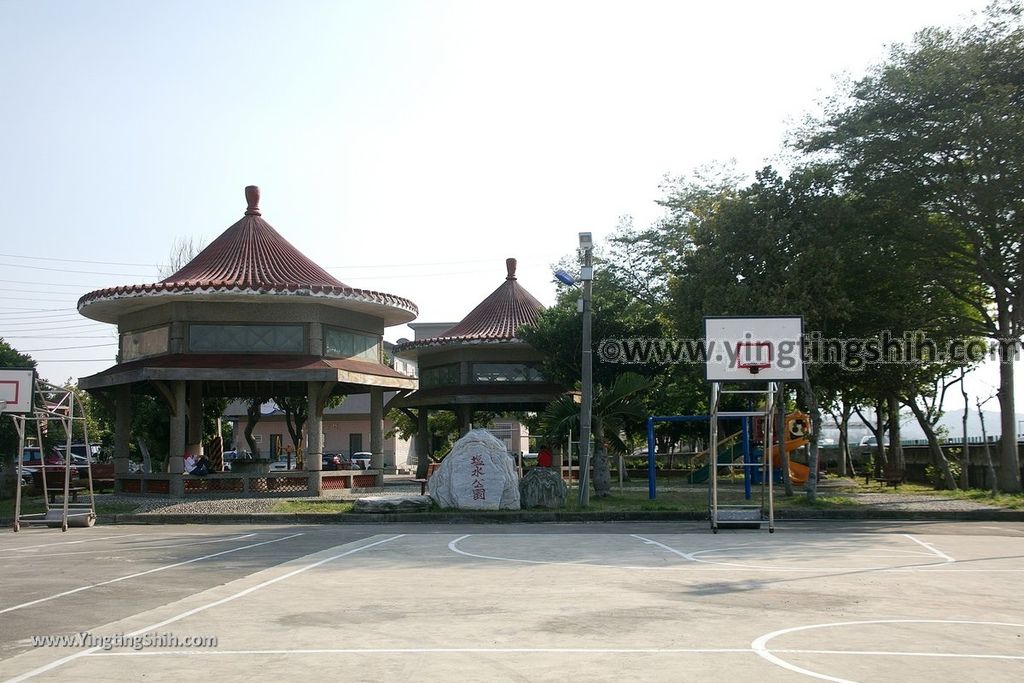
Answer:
[{"xmin": 85, "ymin": 477, "xmax": 1008, "ymax": 516}]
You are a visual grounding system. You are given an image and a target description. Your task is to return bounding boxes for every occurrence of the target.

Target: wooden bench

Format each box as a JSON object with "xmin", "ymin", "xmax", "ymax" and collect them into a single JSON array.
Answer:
[
  {"xmin": 411, "ymin": 462, "xmax": 441, "ymax": 494},
  {"xmin": 46, "ymin": 486, "xmax": 85, "ymax": 503}
]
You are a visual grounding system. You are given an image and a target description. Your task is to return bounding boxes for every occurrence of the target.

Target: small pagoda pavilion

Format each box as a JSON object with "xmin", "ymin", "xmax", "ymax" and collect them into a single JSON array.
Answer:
[
  {"xmin": 392, "ymin": 258, "xmax": 564, "ymax": 476},
  {"xmin": 78, "ymin": 186, "xmax": 418, "ymax": 496}
]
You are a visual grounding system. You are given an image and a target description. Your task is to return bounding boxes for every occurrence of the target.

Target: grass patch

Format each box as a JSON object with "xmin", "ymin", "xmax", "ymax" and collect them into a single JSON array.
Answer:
[
  {"xmin": 560, "ymin": 485, "xmax": 862, "ymax": 513},
  {"xmin": 271, "ymin": 500, "xmax": 354, "ymax": 514}
]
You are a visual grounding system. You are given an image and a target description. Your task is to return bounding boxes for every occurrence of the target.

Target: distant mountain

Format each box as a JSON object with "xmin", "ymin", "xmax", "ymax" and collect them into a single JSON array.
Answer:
[{"xmin": 822, "ymin": 408, "xmax": 1024, "ymax": 442}]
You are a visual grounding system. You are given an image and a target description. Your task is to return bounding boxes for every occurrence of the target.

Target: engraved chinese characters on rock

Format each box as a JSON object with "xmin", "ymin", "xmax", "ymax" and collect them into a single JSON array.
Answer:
[{"xmin": 471, "ymin": 454, "xmax": 486, "ymax": 500}]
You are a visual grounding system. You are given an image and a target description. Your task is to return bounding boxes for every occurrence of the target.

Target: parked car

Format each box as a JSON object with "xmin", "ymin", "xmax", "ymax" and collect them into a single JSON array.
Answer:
[
  {"xmin": 269, "ymin": 459, "xmax": 292, "ymax": 472},
  {"xmin": 322, "ymin": 454, "xmax": 343, "ymax": 471},
  {"xmin": 350, "ymin": 452, "xmax": 371, "ymax": 469},
  {"xmin": 56, "ymin": 443, "xmax": 101, "ymax": 463},
  {"xmin": 18, "ymin": 446, "xmax": 63, "ymax": 468},
  {"xmin": 859, "ymin": 435, "xmax": 889, "ymax": 448}
]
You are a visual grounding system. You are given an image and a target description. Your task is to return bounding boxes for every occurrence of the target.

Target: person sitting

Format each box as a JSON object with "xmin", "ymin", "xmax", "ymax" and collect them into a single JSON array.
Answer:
[{"xmin": 190, "ymin": 455, "xmax": 211, "ymax": 476}]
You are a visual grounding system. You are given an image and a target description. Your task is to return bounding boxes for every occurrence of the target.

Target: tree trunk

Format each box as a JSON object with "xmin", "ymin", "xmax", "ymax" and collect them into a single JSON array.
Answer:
[
  {"xmin": 959, "ymin": 370, "xmax": 970, "ymax": 489},
  {"xmin": 777, "ymin": 385, "xmax": 793, "ymax": 497},
  {"xmin": 801, "ymin": 379, "xmax": 821, "ymax": 503},
  {"xmin": 245, "ymin": 399, "xmax": 262, "ymax": 457},
  {"xmin": 996, "ymin": 341, "xmax": 1021, "ymax": 492},
  {"xmin": 838, "ymin": 401, "xmax": 852, "ymax": 477},
  {"xmin": 0, "ymin": 452, "xmax": 16, "ymax": 499},
  {"xmin": 138, "ymin": 438, "xmax": 152, "ymax": 473},
  {"xmin": 874, "ymin": 399, "xmax": 887, "ymax": 474},
  {"xmin": 906, "ymin": 399, "xmax": 957, "ymax": 490},
  {"xmin": 592, "ymin": 416, "xmax": 611, "ymax": 497},
  {"xmin": 887, "ymin": 393, "xmax": 904, "ymax": 474},
  {"xmin": 977, "ymin": 398, "xmax": 999, "ymax": 496}
]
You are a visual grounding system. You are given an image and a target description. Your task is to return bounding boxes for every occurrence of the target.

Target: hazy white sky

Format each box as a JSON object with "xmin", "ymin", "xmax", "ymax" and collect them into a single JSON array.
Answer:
[{"xmin": 1, "ymin": 0, "xmax": 1018, "ymax": 410}]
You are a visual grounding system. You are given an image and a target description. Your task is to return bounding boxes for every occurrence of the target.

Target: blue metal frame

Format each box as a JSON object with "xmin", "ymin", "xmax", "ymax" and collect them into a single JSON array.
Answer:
[{"xmin": 646, "ymin": 414, "xmax": 752, "ymax": 500}]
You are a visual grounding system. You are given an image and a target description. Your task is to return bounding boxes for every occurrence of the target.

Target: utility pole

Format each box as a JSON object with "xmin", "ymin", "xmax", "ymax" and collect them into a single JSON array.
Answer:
[{"xmin": 578, "ymin": 232, "xmax": 594, "ymax": 507}]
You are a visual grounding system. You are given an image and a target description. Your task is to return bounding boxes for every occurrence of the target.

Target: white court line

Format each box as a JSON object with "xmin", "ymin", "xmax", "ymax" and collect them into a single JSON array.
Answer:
[
  {"xmin": 772, "ymin": 648, "xmax": 1024, "ymax": 661},
  {"xmin": 903, "ymin": 534, "xmax": 955, "ymax": 563},
  {"xmin": 0, "ymin": 534, "xmax": 143, "ymax": 552},
  {"xmin": 0, "ymin": 533, "xmax": 260, "ymax": 560},
  {"xmin": 751, "ymin": 619, "xmax": 1024, "ymax": 683},
  {"xmin": 447, "ymin": 536, "xmax": 982, "ymax": 573},
  {"xmin": 0, "ymin": 533, "xmax": 301, "ymax": 616},
  {"xmin": 630, "ymin": 534, "xmax": 696, "ymax": 561},
  {"xmin": 5, "ymin": 534, "xmax": 404, "ymax": 683}
]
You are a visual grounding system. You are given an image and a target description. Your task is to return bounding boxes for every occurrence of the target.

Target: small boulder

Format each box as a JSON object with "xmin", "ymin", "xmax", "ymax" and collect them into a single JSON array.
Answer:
[
  {"xmin": 429, "ymin": 429, "xmax": 520, "ymax": 510},
  {"xmin": 519, "ymin": 468, "xmax": 567, "ymax": 509},
  {"xmin": 353, "ymin": 495, "xmax": 432, "ymax": 513}
]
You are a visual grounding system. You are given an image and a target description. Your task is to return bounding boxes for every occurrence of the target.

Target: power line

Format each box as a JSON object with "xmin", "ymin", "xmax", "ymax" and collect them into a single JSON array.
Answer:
[
  {"xmin": 0, "ymin": 261, "xmax": 158, "ymax": 277},
  {"xmin": 18, "ymin": 342, "xmax": 116, "ymax": 352},
  {"xmin": 0, "ymin": 279, "xmax": 92, "ymax": 289},
  {"xmin": 0, "ymin": 252, "xmax": 162, "ymax": 268},
  {"xmin": 4, "ymin": 335, "xmax": 115, "ymax": 340}
]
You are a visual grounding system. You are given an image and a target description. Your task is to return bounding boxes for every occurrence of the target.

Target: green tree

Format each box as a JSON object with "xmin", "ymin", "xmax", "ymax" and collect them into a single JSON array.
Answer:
[
  {"xmin": 0, "ymin": 339, "xmax": 36, "ymax": 498},
  {"xmin": 798, "ymin": 2, "xmax": 1024, "ymax": 491},
  {"xmin": 539, "ymin": 372, "xmax": 654, "ymax": 496}
]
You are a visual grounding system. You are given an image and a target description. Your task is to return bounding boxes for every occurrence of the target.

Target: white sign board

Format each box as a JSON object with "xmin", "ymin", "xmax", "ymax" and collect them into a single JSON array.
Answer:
[
  {"xmin": 704, "ymin": 316, "xmax": 804, "ymax": 382},
  {"xmin": 0, "ymin": 368, "xmax": 35, "ymax": 413}
]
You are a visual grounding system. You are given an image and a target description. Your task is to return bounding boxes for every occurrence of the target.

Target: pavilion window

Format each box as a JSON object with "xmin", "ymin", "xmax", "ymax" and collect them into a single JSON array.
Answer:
[
  {"xmin": 324, "ymin": 327, "xmax": 381, "ymax": 362},
  {"xmin": 120, "ymin": 326, "xmax": 170, "ymax": 361},
  {"xmin": 471, "ymin": 363, "xmax": 545, "ymax": 383},
  {"xmin": 420, "ymin": 363, "xmax": 460, "ymax": 388},
  {"xmin": 188, "ymin": 324, "xmax": 305, "ymax": 353}
]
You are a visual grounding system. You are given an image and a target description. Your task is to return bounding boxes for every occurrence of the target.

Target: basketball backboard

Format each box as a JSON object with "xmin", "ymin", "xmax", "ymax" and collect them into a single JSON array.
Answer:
[
  {"xmin": 704, "ymin": 316, "xmax": 804, "ymax": 382},
  {"xmin": 0, "ymin": 368, "xmax": 35, "ymax": 413}
]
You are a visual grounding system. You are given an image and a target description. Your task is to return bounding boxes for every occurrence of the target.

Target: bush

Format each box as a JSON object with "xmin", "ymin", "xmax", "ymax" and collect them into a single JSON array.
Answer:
[{"xmin": 925, "ymin": 460, "xmax": 961, "ymax": 488}]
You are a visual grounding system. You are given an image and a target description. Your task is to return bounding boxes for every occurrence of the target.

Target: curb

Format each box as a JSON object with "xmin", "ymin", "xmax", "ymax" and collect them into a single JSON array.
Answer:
[{"xmin": 5, "ymin": 508, "xmax": 1023, "ymax": 527}]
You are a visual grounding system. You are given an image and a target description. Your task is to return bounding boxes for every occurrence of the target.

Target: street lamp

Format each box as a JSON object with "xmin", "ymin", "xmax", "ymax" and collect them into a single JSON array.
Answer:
[
  {"xmin": 577, "ymin": 233, "xmax": 594, "ymax": 506},
  {"xmin": 553, "ymin": 236, "xmax": 594, "ymax": 507}
]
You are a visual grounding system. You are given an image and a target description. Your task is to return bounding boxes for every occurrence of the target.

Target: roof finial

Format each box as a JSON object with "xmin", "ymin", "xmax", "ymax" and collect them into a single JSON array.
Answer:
[
  {"xmin": 244, "ymin": 186, "xmax": 261, "ymax": 216},
  {"xmin": 506, "ymin": 257, "xmax": 517, "ymax": 280}
]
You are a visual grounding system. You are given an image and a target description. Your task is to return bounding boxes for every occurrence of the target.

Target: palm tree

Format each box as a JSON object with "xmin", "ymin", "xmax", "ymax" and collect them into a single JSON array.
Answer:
[{"xmin": 540, "ymin": 372, "xmax": 653, "ymax": 498}]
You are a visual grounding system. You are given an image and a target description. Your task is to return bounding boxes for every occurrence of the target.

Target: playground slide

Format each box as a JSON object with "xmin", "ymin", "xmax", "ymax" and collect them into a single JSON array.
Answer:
[{"xmin": 768, "ymin": 437, "xmax": 810, "ymax": 486}]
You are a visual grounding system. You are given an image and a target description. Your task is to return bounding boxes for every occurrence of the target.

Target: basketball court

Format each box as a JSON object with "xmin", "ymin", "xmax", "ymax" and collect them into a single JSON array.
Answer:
[{"xmin": 1, "ymin": 521, "xmax": 1022, "ymax": 682}]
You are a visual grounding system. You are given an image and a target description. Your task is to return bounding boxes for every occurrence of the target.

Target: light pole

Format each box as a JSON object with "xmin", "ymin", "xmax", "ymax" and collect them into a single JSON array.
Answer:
[
  {"xmin": 578, "ymin": 233, "xmax": 594, "ymax": 506},
  {"xmin": 554, "ymin": 235, "xmax": 594, "ymax": 507}
]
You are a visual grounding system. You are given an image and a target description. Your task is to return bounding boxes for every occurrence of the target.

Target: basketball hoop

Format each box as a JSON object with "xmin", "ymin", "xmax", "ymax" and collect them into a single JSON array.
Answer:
[{"xmin": 736, "ymin": 341, "xmax": 772, "ymax": 374}]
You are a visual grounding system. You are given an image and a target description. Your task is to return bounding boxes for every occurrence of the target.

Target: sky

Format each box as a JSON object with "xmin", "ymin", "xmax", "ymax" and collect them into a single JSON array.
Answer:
[{"xmin": 1, "ymin": 0, "xmax": 1019, "ymax": 416}]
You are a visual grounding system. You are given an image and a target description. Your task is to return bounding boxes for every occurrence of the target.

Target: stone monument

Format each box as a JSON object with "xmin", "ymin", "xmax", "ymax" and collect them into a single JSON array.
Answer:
[{"xmin": 429, "ymin": 429, "xmax": 521, "ymax": 510}]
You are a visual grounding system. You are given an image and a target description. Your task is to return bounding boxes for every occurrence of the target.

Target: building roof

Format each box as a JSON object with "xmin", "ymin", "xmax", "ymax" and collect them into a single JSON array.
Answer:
[
  {"xmin": 395, "ymin": 258, "xmax": 543, "ymax": 354},
  {"xmin": 77, "ymin": 353, "xmax": 417, "ymax": 394},
  {"xmin": 78, "ymin": 186, "xmax": 418, "ymax": 326}
]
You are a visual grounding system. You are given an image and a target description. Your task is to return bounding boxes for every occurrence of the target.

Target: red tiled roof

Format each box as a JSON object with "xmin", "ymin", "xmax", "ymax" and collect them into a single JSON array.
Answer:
[
  {"xmin": 78, "ymin": 187, "xmax": 417, "ymax": 325},
  {"xmin": 159, "ymin": 186, "xmax": 348, "ymax": 289},
  {"xmin": 395, "ymin": 258, "xmax": 543, "ymax": 352}
]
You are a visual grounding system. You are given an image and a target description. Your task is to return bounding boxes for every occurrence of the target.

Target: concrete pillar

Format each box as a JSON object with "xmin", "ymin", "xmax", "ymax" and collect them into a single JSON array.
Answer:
[
  {"xmin": 370, "ymin": 387, "xmax": 384, "ymax": 486},
  {"xmin": 114, "ymin": 384, "xmax": 132, "ymax": 492},
  {"xmin": 456, "ymin": 404, "xmax": 472, "ymax": 437},
  {"xmin": 306, "ymin": 381, "xmax": 323, "ymax": 496},
  {"xmin": 169, "ymin": 381, "xmax": 186, "ymax": 496},
  {"xmin": 186, "ymin": 381, "xmax": 204, "ymax": 455},
  {"xmin": 415, "ymin": 407, "xmax": 431, "ymax": 479}
]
